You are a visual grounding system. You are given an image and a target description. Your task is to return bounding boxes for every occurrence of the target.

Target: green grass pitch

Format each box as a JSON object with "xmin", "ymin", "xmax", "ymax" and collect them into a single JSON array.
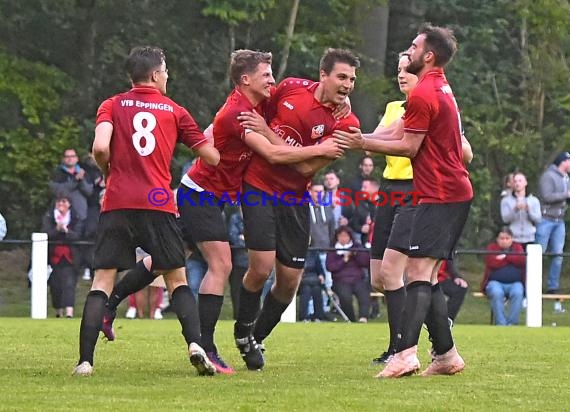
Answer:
[{"xmin": 1, "ymin": 319, "xmax": 569, "ymax": 411}]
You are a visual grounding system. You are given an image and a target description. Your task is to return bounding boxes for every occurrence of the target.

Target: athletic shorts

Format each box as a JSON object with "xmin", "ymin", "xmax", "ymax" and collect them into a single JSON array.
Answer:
[
  {"xmin": 177, "ymin": 184, "xmax": 229, "ymax": 245},
  {"xmin": 370, "ymin": 179, "xmax": 416, "ymax": 259},
  {"xmin": 407, "ymin": 200, "xmax": 472, "ymax": 260},
  {"xmin": 242, "ymin": 183, "xmax": 310, "ymax": 269},
  {"xmin": 94, "ymin": 210, "xmax": 185, "ymax": 271}
]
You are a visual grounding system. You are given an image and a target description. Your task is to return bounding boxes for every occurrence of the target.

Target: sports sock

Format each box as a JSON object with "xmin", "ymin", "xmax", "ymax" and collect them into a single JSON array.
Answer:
[
  {"xmin": 198, "ymin": 293, "xmax": 223, "ymax": 353},
  {"xmin": 78, "ymin": 290, "xmax": 108, "ymax": 365},
  {"xmin": 384, "ymin": 286, "xmax": 406, "ymax": 353},
  {"xmin": 235, "ymin": 285, "xmax": 263, "ymax": 337},
  {"xmin": 107, "ymin": 260, "xmax": 156, "ymax": 311},
  {"xmin": 425, "ymin": 283, "xmax": 454, "ymax": 355},
  {"xmin": 394, "ymin": 281, "xmax": 432, "ymax": 352},
  {"xmin": 253, "ymin": 291, "xmax": 290, "ymax": 344},
  {"xmin": 171, "ymin": 285, "xmax": 201, "ymax": 346}
]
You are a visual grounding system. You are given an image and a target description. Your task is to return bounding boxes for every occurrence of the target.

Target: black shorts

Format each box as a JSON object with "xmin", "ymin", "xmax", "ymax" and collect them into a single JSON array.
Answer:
[
  {"xmin": 408, "ymin": 201, "xmax": 472, "ymax": 260},
  {"xmin": 93, "ymin": 210, "xmax": 185, "ymax": 271},
  {"xmin": 242, "ymin": 183, "xmax": 309, "ymax": 269},
  {"xmin": 370, "ymin": 179, "xmax": 416, "ymax": 259},
  {"xmin": 177, "ymin": 184, "xmax": 229, "ymax": 246}
]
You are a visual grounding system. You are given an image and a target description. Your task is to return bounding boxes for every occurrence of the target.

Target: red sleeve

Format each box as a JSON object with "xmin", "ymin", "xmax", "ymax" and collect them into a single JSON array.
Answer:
[
  {"xmin": 214, "ymin": 106, "xmax": 246, "ymax": 141},
  {"xmin": 96, "ymin": 98, "xmax": 114, "ymax": 126},
  {"xmin": 178, "ymin": 107, "xmax": 208, "ymax": 149},
  {"xmin": 484, "ymin": 243, "xmax": 508, "ymax": 270},
  {"xmin": 506, "ymin": 243, "xmax": 526, "ymax": 268},
  {"xmin": 403, "ymin": 92, "xmax": 430, "ymax": 134}
]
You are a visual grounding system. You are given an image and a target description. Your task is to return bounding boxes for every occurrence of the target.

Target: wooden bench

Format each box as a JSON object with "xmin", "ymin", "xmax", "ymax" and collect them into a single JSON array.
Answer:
[
  {"xmin": 472, "ymin": 292, "xmax": 570, "ymax": 300},
  {"xmin": 472, "ymin": 292, "xmax": 570, "ymax": 324}
]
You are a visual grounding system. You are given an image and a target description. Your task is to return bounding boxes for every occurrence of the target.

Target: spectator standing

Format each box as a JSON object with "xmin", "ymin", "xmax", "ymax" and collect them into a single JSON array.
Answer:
[
  {"xmin": 481, "ymin": 227, "xmax": 526, "ymax": 325},
  {"xmin": 323, "ymin": 170, "xmax": 346, "ymax": 227},
  {"xmin": 500, "ymin": 172, "xmax": 541, "ymax": 247},
  {"xmin": 437, "ymin": 259, "xmax": 468, "ymax": 322},
  {"xmin": 308, "ymin": 182, "xmax": 336, "ymax": 314},
  {"xmin": 500, "ymin": 173, "xmax": 515, "ymax": 198},
  {"xmin": 49, "ymin": 148, "xmax": 93, "ymax": 225},
  {"xmin": 326, "ymin": 226, "xmax": 371, "ymax": 322},
  {"xmin": 42, "ymin": 192, "xmax": 83, "ymax": 318},
  {"xmin": 348, "ymin": 177, "xmax": 378, "ymax": 247},
  {"xmin": 348, "ymin": 156, "xmax": 374, "ymax": 199},
  {"xmin": 536, "ymin": 151, "xmax": 570, "ymax": 312},
  {"xmin": 298, "ymin": 249, "xmax": 326, "ymax": 322},
  {"xmin": 80, "ymin": 153, "xmax": 105, "ymax": 280}
]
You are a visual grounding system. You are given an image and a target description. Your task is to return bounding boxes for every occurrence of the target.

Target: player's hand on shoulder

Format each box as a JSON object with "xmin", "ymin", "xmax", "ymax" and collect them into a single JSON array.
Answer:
[{"xmin": 238, "ymin": 110, "xmax": 269, "ymax": 135}]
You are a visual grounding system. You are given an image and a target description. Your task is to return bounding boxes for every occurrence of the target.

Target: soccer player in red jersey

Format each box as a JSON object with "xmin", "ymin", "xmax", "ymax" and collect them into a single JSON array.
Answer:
[
  {"xmin": 73, "ymin": 46, "xmax": 220, "ymax": 377},
  {"xmin": 233, "ymin": 48, "xmax": 361, "ymax": 370},
  {"xmin": 98, "ymin": 50, "xmax": 343, "ymax": 374},
  {"xmin": 334, "ymin": 24, "xmax": 472, "ymax": 377},
  {"xmin": 176, "ymin": 50, "xmax": 342, "ymax": 373}
]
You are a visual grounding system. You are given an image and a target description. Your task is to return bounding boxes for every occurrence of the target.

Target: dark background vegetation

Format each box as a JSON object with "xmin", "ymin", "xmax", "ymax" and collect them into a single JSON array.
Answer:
[{"xmin": 1, "ymin": 0, "xmax": 570, "ymax": 310}]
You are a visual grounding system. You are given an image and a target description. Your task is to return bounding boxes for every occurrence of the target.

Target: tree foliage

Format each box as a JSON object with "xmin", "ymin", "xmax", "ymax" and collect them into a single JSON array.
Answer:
[{"xmin": 0, "ymin": 0, "xmax": 569, "ymax": 247}]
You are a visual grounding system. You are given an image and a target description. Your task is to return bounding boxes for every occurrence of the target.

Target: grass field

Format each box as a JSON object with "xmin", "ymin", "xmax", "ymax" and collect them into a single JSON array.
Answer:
[{"xmin": 1, "ymin": 319, "xmax": 569, "ymax": 411}]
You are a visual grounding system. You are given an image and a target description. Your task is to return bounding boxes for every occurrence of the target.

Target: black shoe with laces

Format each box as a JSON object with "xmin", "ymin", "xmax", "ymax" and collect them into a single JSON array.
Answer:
[{"xmin": 234, "ymin": 322, "xmax": 265, "ymax": 370}]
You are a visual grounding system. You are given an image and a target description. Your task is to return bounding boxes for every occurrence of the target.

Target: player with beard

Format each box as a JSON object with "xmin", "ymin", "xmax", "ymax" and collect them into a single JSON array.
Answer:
[{"xmin": 334, "ymin": 24, "xmax": 472, "ymax": 378}]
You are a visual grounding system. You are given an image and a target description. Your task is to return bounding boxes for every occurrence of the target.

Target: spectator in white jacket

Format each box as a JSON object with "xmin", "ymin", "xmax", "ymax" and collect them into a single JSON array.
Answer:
[{"xmin": 500, "ymin": 172, "xmax": 541, "ymax": 248}]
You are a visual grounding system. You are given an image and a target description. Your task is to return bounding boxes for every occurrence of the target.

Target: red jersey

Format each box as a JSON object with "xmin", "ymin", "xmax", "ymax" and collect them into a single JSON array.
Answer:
[
  {"xmin": 96, "ymin": 86, "xmax": 207, "ymax": 213},
  {"xmin": 244, "ymin": 78, "xmax": 360, "ymax": 199},
  {"xmin": 403, "ymin": 68, "xmax": 473, "ymax": 203},
  {"xmin": 186, "ymin": 88, "xmax": 265, "ymax": 201}
]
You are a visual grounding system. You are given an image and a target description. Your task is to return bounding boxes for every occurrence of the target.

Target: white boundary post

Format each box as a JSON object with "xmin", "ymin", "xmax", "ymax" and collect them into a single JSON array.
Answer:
[
  {"xmin": 526, "ymin": 244, "xmax": 542, "ymax": 327},
  {"xmin": 281, "ymin": 299, "xmax": 296, "ymax": 323},
  {"xmin": 31, "ymin": 232, "xmax": 48, "ymax": 319}
]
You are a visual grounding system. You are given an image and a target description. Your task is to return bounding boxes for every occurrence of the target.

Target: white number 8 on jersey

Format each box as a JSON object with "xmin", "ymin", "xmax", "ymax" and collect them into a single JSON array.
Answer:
[{"xmin": 132, "ymin": 111, "xmax": 157, "ymax": 156}]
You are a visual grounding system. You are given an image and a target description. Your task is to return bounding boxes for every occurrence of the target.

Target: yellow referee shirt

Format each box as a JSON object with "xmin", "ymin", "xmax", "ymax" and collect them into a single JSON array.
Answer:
[{"xmin": 379, "ymin": 101, "xmax": 413, "ymax": 180}]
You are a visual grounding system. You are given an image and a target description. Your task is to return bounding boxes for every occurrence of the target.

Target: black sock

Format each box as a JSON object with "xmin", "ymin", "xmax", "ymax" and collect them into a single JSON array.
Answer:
[
  {"xmin": 107, "ymin": 260, "xmax": 156, "ymax": 311},
  {"xmin": 395, "ymin": 281, "xmax": 432, "ymax": 352},
  {"xmin": 384, "ymin": 286, "xmax": 406, "ymax": 353},
  {"xmin": 78, "ymin": 290, "xmax": 108, "ymax": 365},
  {"xmin": 171, "ymin": 285, "xmax": 201, "ymax": 346},
  {"xmin": 235, "ymin": 285, "xmax": 263, "ymax": 337},
  {"xmin": 198, "ymin": 294, "xmax": 223, "ymax": 353},
  {"xmin": 253, "ymin": 292, "xmax": 290, "ymax": 344},
  {"xmin": 425, "ymin": 284, "xmax": 454, "ymax": 355}
]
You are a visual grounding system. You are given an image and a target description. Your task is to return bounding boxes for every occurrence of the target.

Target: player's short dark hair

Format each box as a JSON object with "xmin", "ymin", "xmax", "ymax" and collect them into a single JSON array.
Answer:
[
  {"xmin": 125, "ymin": 46, "xmax": 166, "ymax": 84},
  {"xmin": 319, "ymin": 48, "xmax": 360, "ymax": 75},
  {"xmin": 229, "ymin": 50, "xmax": 272, "ymax": 86},
  {"xmin": 417, "ymin": 23, "xmax": 457, "ymax": 67}
]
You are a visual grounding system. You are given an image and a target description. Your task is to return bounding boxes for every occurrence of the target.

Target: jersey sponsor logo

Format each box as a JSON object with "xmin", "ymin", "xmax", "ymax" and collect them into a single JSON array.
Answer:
[
  {"xmin": 311, "ymin": 124, "xmax": 325, "ymax": 139},
  {"xmin": 238, "ymin": 151, "xmax": 252, "ymax": 162},
  {"xmin": 283, "ymin": 101, "xmax": 294, "ymax": 110},
  {"xmin": 284, "ymin": 136, "xmax": 302, "ymax": 147}
]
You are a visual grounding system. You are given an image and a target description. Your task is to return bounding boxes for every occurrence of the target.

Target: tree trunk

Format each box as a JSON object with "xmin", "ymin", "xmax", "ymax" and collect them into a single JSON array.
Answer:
[{"xmin": 276, "ymin": 0, "xmax": 300, "ymax": 82}]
